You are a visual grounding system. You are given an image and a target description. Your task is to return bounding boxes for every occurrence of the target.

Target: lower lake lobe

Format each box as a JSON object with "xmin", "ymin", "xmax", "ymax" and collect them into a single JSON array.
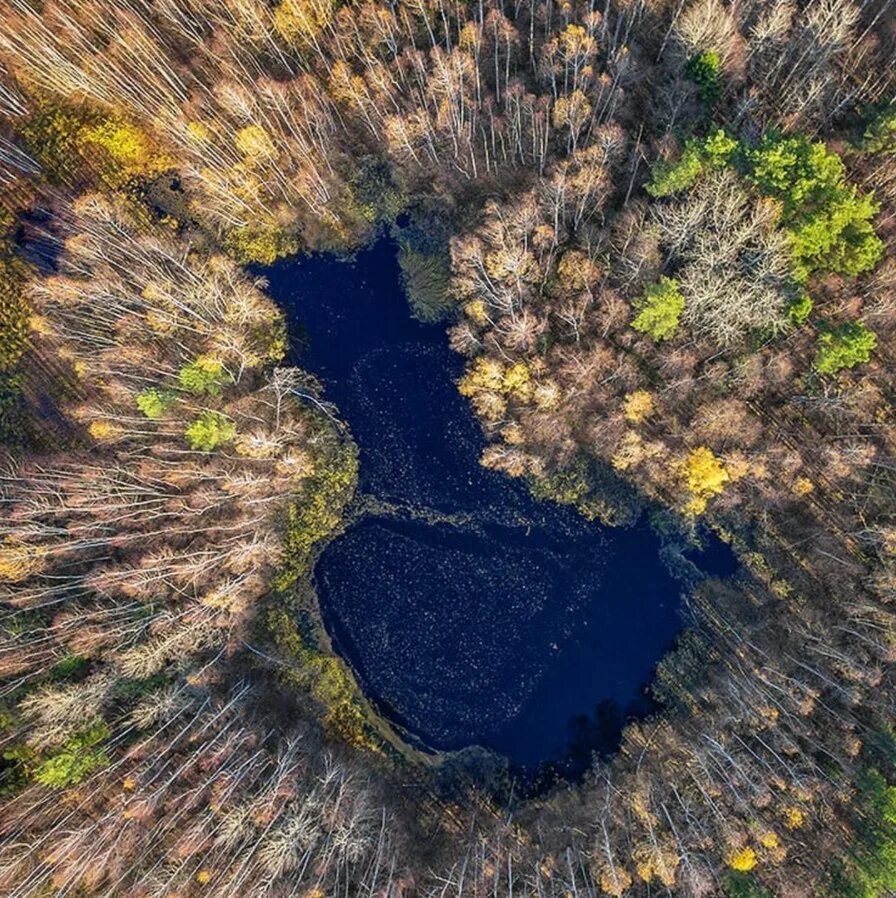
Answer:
[{"xmin": 262, "ymin": 237, "xmax": 736, "ymax": 777}]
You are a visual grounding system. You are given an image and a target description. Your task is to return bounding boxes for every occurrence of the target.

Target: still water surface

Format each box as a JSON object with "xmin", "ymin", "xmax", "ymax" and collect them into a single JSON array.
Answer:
[{"xmin": 263, "ymin": 238, "xmax": 735, "ymax": 774}]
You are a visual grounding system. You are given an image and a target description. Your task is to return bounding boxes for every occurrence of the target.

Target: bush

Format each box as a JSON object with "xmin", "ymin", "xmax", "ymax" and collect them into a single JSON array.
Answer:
[
  {"xmin": 0, "ymin": 373, "xmax": 24, "ymax": 444},
  {"xmin": 224, "ymin": 223, "xmax": 299, "ymax": 265},
  {"xmin": 724, "ymin": 872, "xmax": 773, "ymax": 898},
  {"xmin": 31, "ymin": 722, "xmax": 110, "ymax": 788},
  {"xmin": 80, "ymin": 118, "xmax": 173, "ymax": 187},
  {"xmin": 352, "ymin": 156, "xmax": 406, "ymax": 224},
  {"xmin": 632, "ymin": 277, "xmax": 685, "ymax": 340},
  {"xmin": 275, "ymin": 440, "xmax": 358, "ymax": 588},
  {"xmin": 50, "ymin": 655, "xmax": 90, "ymax": 681},
  {"xmin": 21, "ymin": 102, "xmax": 171, "ymax": 189},
  {"xmin": 814, "ymin": 322, "xmax": 877, "ymax": 375},
  {"xmin": 397, "ymin": 247, "xmax": 454, "ymax": 322}
]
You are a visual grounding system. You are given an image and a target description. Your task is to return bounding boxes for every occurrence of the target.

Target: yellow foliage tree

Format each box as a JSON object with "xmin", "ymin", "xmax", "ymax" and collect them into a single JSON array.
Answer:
[
  {"xmin": 623, "ymin": 390, "xmax": 655, "ymax": 424},
  {"xmin": 459, "ymin": 357, "xmax": 505, "ymax": 396},
  {"xmin": 556, "ymin": 249, "xmax": 599, "ymax": 292},
  {"xmin": 502, "ymin": 361, "xmax": 532, "ymax": 399},
  {"xmin": 88, "ymin": 420, "xmax": 124, "ymax": 443},
  {"xmin": 464, "ymin": 299, "xmax": 488, "ymax": 324},
  {"xmin": 81, "ymin": 119, "xmax": 173, "ymax": 185},
  {"xmin": 273, "ymin": 0, "xmax": 335, "ymax": 44},
  {"xmin": 235, "ymin": 124, "xmax": 277, "ymax": 161},
  {"xmin": 0, "ymin": 539, "xmax": 46, "ymax": 582},
  {"xmin": 632, "ymin": 840, "xmax": 679, "ymax": 886},
  {"xmin": 727, "ymin": 846, "xmax": 758, "ymax": 872},
  {"xmin": 597, "ymin": 863, "xmax": 633, "ymax": 897},
  {"xmin": 682, "ymin": 446, "xmax": 729, "ymax": 514}
]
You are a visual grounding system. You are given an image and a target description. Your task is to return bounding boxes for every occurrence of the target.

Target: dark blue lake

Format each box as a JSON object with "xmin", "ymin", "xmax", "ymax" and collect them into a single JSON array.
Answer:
[{"xmin": 263, "ymin": 238, "xmax": 735, "ymax": 775}]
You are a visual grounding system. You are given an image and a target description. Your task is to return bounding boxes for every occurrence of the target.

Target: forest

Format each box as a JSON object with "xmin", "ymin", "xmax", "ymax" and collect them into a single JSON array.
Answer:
[{"xmin": 0, "ymin": 0, "xmax": 894, "ymax": 895}]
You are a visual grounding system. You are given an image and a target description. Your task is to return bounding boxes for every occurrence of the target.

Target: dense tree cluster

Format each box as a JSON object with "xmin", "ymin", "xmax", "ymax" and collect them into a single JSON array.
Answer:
[{"xmin": 0, "ymin": 0, "xmax": 894, "ymax": 895}]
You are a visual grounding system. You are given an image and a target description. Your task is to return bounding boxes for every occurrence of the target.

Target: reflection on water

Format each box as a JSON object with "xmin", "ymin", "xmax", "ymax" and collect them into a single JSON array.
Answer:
[{"xmin": 263, "ymin": 237, "xmax": 736, "ymax": 774}]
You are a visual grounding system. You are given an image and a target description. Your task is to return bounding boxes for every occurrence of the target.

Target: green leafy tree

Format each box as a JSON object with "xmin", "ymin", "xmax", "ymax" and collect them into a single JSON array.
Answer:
[
  {"xmin": 646, "ymin": 130, "xmax": 737, "ymax": 196},
  {"xmin": 185, "ymin": 410, "xmax": 236, "ymax": 451},
  {"xmin": 686, "ymin": 50, "xmax": 722, "ymax": 102},
  {"xmin": 136, "ymin": 387, "xmax": 177, "ymax": 419},
  {"xmin": 646, "ymin": 144, "xmax": 706, "ymax": 197},
  {"xmin": 0, "ymin": 256, "xmax": 30, "ymax": 372},
  {"xmin": 178, "ymin": 355, "xmax": 231, "ymax": 396},
  {"xmin": 787, "ymin": 292, "xmax": 814, "ymax": 325},
  {"xmin": 830, "ymin": 769, "xmax": 896, "ymax": 898},
  {"xmin": 632, "ymin": 277, "xmax": 685, "ymax": 340},
  {"xmin": 744, "ymin": 134, "xmax": 883, "ymax": 279},
  {"xmin": 724, "ymin": 871, "xmax": 773, "ymax": 898},
  {"xmin": 787, "ymin": 190, "xmax": 882, "ymax": 278},
  {"xmin": 33, "ymin": 723, "xmax": 110, "ymax": 787},
  {"xmin": 702, "ymin": 129, "xmax": 739, "ymax": 166},
  {"xmin": 814, "ymin": 322, "xmax": 877, "ymax": 375},
  {"xmin": 862, "ymin": 105, "xmax": 896, "ymax": 154}
]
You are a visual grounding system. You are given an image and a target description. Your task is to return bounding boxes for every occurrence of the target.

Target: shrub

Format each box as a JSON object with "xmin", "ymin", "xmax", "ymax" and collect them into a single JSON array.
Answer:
[
  {"xmin": 724, "ymin": 872, "xmax": 773, "ymax": 898},
  {"xmin": 275, "ymin": 440, "xmax": 358, "ymax": 587},
  {"xmin": 81, "ymin": 119, "xmax": 173, "ymax": 186},
  {"xmin": 829, "ymin": 769, "xmax": 896, "ymax": 898},
  {"xmin": 632, "ymin": 277, "xmax": 685, "ymax": 340},
  {"xmin": 0, "ymin": 373, "xmax": 24, "ymax": 444},
  {"xmin": 224, "ymin": 224, "xmax": 299, "ymax": 265},
  {"xmin": 397, "ymin": 247, "xmax": 454, "ymax": 322},
  {"xmin": 50, "ymin": 655, "xmax": 90, "ymax": 681}
]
